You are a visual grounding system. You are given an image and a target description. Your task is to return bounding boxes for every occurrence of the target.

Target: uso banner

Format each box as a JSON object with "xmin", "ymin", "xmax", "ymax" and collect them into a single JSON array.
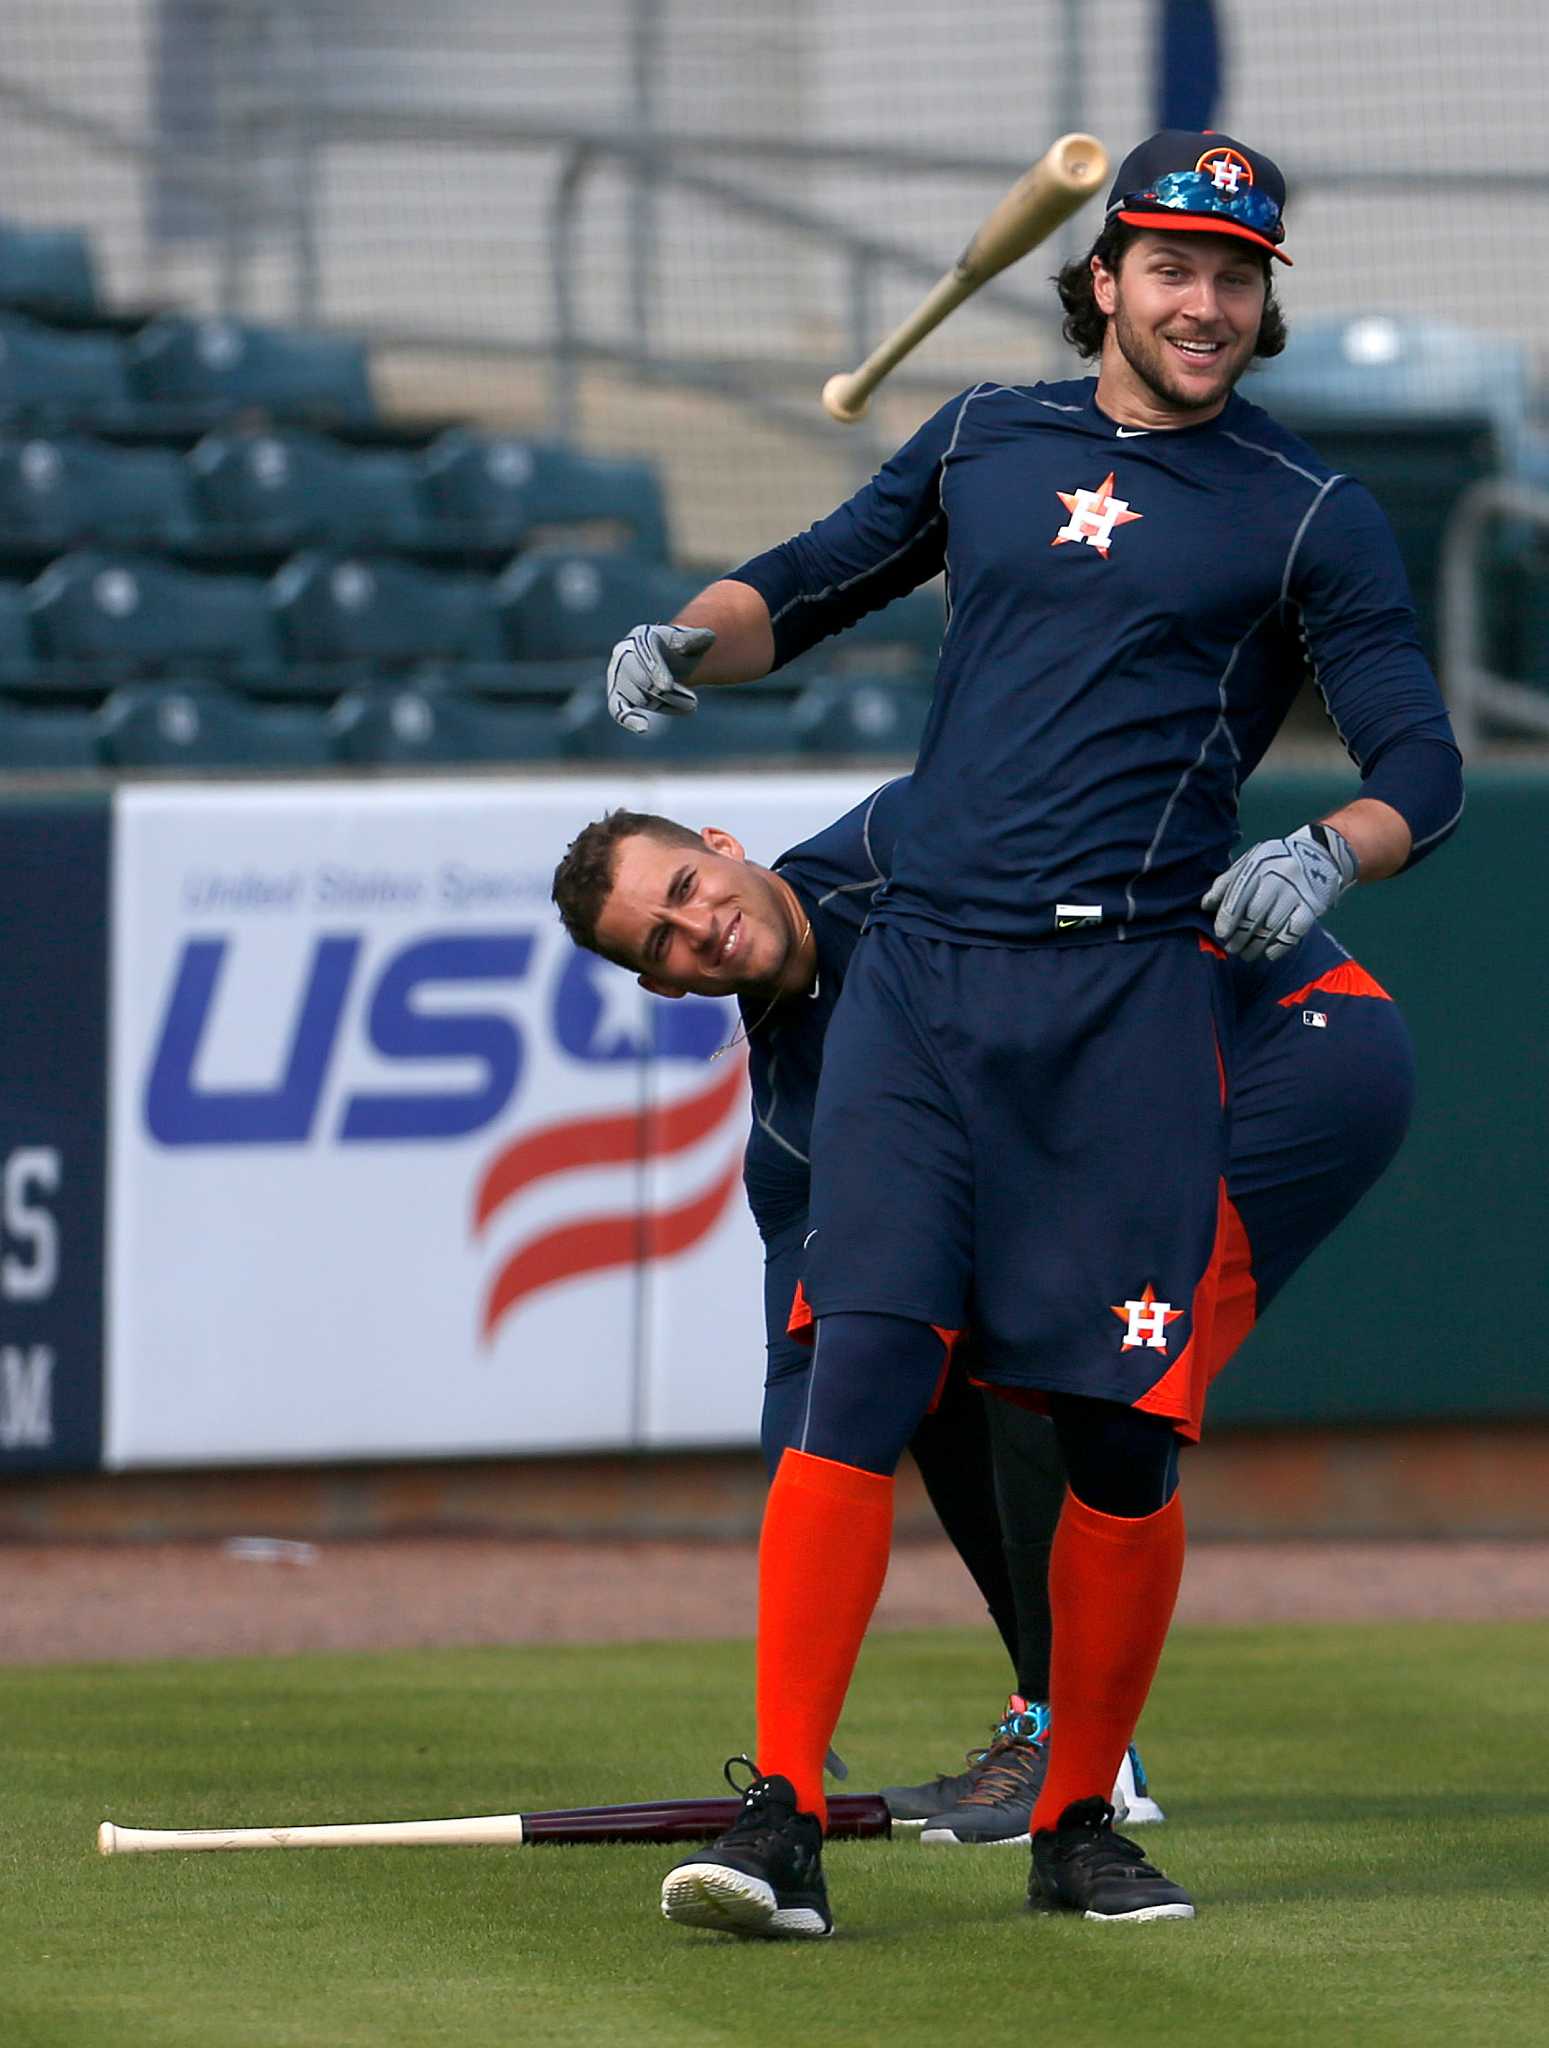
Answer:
[
  {"xmin": 107, "ymin": 775, "xmax": 872, "ymax": 1467},
  {"xmin": 0, "ymin": 795, "xmax": 109, "ymax": 1472}
]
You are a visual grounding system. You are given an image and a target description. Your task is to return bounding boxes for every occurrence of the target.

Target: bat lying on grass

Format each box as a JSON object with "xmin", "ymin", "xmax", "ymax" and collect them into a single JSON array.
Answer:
[{"xmin": 97, "ymin": 1792, "xmax": 891, "ymax": 1854}]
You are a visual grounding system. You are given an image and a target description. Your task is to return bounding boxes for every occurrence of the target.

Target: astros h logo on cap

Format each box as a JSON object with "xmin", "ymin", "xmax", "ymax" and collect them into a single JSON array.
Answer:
[{"xmin": 1106, "ymin": 129, "xmax": 1292, "ymax": 264}]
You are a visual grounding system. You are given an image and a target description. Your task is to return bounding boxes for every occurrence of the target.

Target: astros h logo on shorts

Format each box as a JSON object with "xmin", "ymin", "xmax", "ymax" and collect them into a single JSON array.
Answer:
[{"xmin": 1111, "ymin": 1282, "xmax": 1182, "ymax": 1353}]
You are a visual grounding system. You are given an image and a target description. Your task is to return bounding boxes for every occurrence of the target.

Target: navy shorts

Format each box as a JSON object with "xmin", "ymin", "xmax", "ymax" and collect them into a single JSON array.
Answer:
[
  {"xmin": 802, "ymin": 923, "xmax": 1233, "ymax": 1432},
  {"xmin": 1208, "ymin": 936, "xmax": 1414, "ymax": 1366},
  {"xmin": 761, "ymin": 930, "xmax": 1412, "ymax": 1448}
]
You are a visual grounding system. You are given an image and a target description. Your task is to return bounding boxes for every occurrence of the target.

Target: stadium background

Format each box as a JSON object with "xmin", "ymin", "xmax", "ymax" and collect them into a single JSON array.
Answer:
[{"xmin": 0, "ymin": 0, "xmax": 1545, "ymax": 1542}]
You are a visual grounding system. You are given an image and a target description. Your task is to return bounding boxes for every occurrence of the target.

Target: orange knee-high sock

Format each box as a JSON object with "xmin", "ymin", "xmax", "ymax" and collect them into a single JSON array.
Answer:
[
  {"xmin": 755, "ymin": 1448, "xmax": 894, "ymax": 1828},
  {"xmin": 1028, "ymin": 1488, "xmax": 1187, "ymax": 1835}
]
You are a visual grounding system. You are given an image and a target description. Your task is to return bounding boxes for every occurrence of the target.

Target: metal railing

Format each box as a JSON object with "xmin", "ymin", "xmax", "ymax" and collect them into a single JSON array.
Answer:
[
  {"xmin": 0, "ymin": 64, "xmax": 1075, "ymax": 474},
  {"xmin": 6, "ymin": 40, "xmax": 1549, "ymax": 678},
  {"xmin": 1441, "ymin": 479, "xmax": 1549, "ymax": 752},
  {"xmin": 6, "ymin": 44, "xmax": 1549, "ymax": 463}
]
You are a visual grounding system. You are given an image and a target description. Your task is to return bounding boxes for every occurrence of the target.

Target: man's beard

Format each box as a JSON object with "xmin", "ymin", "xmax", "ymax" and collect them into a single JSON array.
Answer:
[{"xmin": 1111, "ymin": 302, "xmax": 1253, "ymax": 414}]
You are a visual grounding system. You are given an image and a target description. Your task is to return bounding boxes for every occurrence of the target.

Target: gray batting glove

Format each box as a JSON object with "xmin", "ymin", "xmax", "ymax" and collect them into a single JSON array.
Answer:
[
  {"xmin": 1202, "ymin": 822, "xmax": 1359, "ymax": 963},
  {"xmin": 606, "ymin": 623, "xmax": 716, "ymax": 734}
]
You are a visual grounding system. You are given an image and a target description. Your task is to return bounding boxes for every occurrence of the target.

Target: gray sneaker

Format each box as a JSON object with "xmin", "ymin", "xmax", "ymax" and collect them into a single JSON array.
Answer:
[
  {"xmin": 920, "ymin": 1698, "xmax": 1050, "ymax": 1845},
  {"xmin": 878, "ymin": 1756, "xmax": 986, "ymax": 1826},
  {"xmin": 881, "ymin": 1694, "xmax": 1040, "ymax": 1828}
]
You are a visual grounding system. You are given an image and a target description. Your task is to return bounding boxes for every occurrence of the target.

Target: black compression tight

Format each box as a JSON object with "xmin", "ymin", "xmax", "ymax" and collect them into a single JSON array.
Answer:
[
  {"xmin": 1044, "ymin": 1391, "xmax": 1181, "ymax": 1518},
  {"xmin": 796, "ymin": 1312, "xmax": 950, "ymax": 1476}
]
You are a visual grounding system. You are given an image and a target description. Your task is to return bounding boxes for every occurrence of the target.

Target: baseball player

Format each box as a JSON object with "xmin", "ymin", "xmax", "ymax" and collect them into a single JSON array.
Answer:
[
  {"xmin": 599, "ymin": 129, "xmax": 1463, "ymax": 1933},
  {"xmin": 552, "ymin": 776, "xmax": 1415, "ymax": 1847}
]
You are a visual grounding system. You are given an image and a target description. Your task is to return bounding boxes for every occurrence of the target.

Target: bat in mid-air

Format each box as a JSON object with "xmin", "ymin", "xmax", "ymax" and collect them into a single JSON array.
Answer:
[
  {"xmin": 96, "ymin": 1793, "xmax": 891, "ymax": 1854},
  {"xmin": 822, "ymin": 131, "xmax": 1109, "ymax": 423}
]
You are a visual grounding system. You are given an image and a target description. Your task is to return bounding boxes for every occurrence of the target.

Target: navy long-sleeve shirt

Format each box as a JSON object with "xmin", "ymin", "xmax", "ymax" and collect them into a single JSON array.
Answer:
[
  {"xmin": 732, "ymin": 378, "xmax": 1462, "ymax": 947},
  {"xmin": 740, "ymin": 777, "xmax": 1366, "ymax": 1239}
]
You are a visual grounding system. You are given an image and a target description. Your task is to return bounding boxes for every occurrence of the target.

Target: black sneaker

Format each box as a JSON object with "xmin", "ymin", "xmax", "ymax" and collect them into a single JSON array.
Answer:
[
  {"xmin": 880, "ymin": 1693, "xmax": 1037, "ymax": 1826},
  {"xmin": 660, "ymin": 1759, "xmax": 832, "ymax": 1939},
  {"xmin": 1029, "ymin": 1797, "xmax": 1195, "ymax": 1923},
  {"xmin": 920, "ymin": 1700, "xmax": 1050, "ymax": 1845}
]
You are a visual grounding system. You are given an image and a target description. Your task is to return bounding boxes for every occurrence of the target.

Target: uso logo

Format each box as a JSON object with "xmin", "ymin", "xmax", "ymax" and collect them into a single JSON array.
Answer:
[{"xmin": 142, "ymin": 931, "xmax": 746, "ymax": 1338}]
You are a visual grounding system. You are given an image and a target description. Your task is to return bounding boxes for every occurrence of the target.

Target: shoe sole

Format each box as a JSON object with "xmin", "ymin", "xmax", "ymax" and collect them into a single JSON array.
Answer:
[
  {"xmin": 660, "ymin": 1865, "xmax": 831, "ymax": 1939},
  {"xmin": 1115, "ymin": 1795, "xmax": 1167, "ymax": 1825},
  {"xmin": 918, "ymin": 1824, "xmax": 1030, "ymax": 1847},
  {"xmin": 1083, "ymin": 1902, "xmax": 1194, "ymax": 1922},
  {"xmin": 886, "ymin": 1815, "xmax": 931, "ymax": 1828},
  {"xmin": 1031, "ymin": 1894, "xmax": 1195, "ymax": 1923}
]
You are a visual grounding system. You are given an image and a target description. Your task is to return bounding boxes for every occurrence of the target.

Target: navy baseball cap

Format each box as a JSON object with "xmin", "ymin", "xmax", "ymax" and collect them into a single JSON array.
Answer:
[{"xmin": 1106, "ymin": 130, "xmax": 1291, "ymax": 264}]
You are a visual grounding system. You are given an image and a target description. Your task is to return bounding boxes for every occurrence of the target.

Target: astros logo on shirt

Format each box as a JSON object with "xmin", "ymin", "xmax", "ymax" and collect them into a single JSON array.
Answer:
[{"xmin": 1052, "ymin": 472, "xmax": 1143, "ymax": 558}]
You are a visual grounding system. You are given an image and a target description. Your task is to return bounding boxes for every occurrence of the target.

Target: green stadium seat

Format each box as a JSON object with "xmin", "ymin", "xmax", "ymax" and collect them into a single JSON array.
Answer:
[
  {"xmin": 0, "ymin": 313, "xmax": 132, "ymax": 428},
  {"xmin": 268, "ymin": 553, "xmax": 506, "ymax": 692},
  {"xmin": 0, "ymin": 222, "xmax": 100, "ymax": 320},
  {"xmin": 0, "ymin": 435, "xmax": 200, "ymax": 566},
  {"xmin": 100, "ymin": 685, "xmax": 337, "ymax": 769},
  {"xmin": 494, "ymin": 549, "xmax": 705, "ymax": 662},
  {"xmin": 188, "ymin": 428, "xmax": 428, "ymax": 558},
  {"xmin": 473, "ymin": 655, "xmax": 596, "ymax": 701},
  {"xmin": 0, "ymin": 696, "xmax": 100, "ymax": 770},
  {"xmin": 793, "ymin": 674, "xmax": 934, "ymax": 759},
  {"xmin": 126, "ymin": 316, "xmax": 376, "ymax": 429},
  {"xmin": 419, "ymin": 430, "xmax": 671, "ymax": 559},
  {"xmin": 0, "ymin": 579, "xmax": 38, "ymax": 687},
  {"xmin": 28, "ymin": 551, "xmax": 281, "ymax": 690},
  {"xmin": 562, "ymin": 679, "xmax": 803, "ymax": 763},
  {"xmin": 1253, "ymin": 314, "xmax": 1531, "ymax": 456},
  {"xmin": 333, "ymin": 686, "xmax": 567, "ymax": 765}
]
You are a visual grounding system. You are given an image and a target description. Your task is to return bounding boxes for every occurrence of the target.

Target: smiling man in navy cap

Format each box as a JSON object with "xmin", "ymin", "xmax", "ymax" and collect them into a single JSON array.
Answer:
[
  {"xmin": 1057, "ymin": 129, "xmax": 1292, "ymax": 424},
  {"xmin": 603, "ymin": 128, "xmax": 1463, "ymax": 1938}
]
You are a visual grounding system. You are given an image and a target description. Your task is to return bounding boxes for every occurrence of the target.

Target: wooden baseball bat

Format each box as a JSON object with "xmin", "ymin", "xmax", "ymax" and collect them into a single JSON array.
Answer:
[
  {"xmin": 96, "ymin": 1792, "xmax": 892, "ymax": 1855},
  {"xmin": 821, "ymin": 131, "xmax": 1109, "ymax": 423}
]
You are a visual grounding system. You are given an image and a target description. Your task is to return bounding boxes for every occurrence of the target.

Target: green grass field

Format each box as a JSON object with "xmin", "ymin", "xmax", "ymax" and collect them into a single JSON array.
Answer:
[{"xmin": 4, "ymin": 1622, "xmax": 1547, "ymax": 2048}]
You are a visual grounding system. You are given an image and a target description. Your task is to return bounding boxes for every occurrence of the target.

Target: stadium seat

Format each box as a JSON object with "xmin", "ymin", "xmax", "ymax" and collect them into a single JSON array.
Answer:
[
  {"xmin": 0, "ymin": 696, "xmax": 100, "ymax": 771},
  {"xmin": 99, "ymin": 685, "xmax": 337, "ymax": 770},
  {"xmin": 793, "ymin": 674, "xmax": 934, "ymax": 759},
  {"xmin": 1253, "ymin": 315, "xmax": 1533, "ymax": 460},
  {"xmin": 0, "ymin": 313, "xmax": 132, "ymax": 428},
  {"xmin": 28, "ymin": 552, "xmax": 281, "ymax": 689},
  {"xmin": 0, "ymin": 579, "xmax": 38, "ymax": 688},
  {"xmin": 333, "ymin": 685, "xmax": 567, "ymax": 765},
  {"xmin": 0, "ymin": 222, "xmax": 100, "ymax": 320},
  {"xmin": 419, "ymin": 430, "xmax": 671, "ymax": 559},
  {"xmin": 562, "ymin": 679, "xmax": 804, "ymax": 763},
  {"xmin": 268, "ymin": 552, "xmax": 506, "ymax": 692},
  {"xmin": 494, "ymin": 549, "xmax": 705, "ymax": 662},
  {"xmin": 0, "ymin": 435, "xmax": 200, "ymax": 565},
  {"xmin": 188, "ymin": 428, "xmax": 428, "ymax": 558},
  {"xmin": 125, "ymin": 316, "xmax": 376, "ymax": 428}
]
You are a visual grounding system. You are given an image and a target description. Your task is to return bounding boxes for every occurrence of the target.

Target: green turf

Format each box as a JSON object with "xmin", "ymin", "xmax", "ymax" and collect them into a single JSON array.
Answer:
[{"xmin": 3, "ymin": 1622, "xmax": 1547, "ymax": 2047}]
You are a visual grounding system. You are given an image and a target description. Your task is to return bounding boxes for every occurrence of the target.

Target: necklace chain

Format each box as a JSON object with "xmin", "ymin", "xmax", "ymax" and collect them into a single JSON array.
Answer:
[{"xmin": 710, "ymin": 919, "xmax": 813, "ymax": 1061}]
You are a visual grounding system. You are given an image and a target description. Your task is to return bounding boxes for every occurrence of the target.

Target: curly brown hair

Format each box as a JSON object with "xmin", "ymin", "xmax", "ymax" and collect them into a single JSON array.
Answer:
[
  {"xmin": 1055, "ymin": 221, "xmax": 1287, "ymax": 362},
  {"xmin": 551, "ymin": 809, "xmax": 704, "ymax": 963}
]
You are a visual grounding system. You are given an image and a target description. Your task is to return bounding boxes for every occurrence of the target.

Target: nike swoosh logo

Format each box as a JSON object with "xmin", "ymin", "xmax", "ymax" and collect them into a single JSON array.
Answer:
[{"xmin": 1115, "ymin": 427, "xmax": 1150, "ymax": 438}]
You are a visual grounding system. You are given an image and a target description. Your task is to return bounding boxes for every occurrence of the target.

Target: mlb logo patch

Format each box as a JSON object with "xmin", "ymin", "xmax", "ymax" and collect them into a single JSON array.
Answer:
[{"xmin": 1302, "ymin": 1009, "xmax": 1328, "ymax": 1029}]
